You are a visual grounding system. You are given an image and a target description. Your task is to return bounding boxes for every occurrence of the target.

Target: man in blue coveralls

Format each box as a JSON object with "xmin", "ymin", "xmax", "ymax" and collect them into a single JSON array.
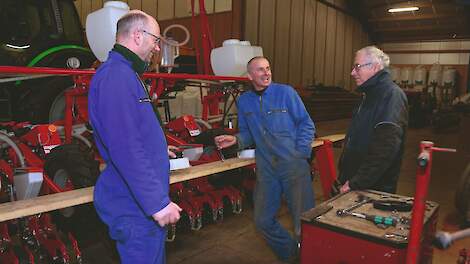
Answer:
[
  {"xmin": 88, "ymin": 10, "xmax": 181, "ymax": 263},
  {"xmin": 215, "ymin": 56, "xmax": 315, "ymax": 262}
]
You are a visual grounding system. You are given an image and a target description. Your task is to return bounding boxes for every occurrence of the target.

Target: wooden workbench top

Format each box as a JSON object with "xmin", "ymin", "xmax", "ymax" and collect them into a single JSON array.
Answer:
[{"xmin": 0, "ymin": 134, "xmax": 344, "ymax": 222}]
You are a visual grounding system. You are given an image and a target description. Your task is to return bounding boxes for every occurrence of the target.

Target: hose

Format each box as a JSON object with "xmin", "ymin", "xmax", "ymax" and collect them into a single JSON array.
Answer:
[
  {"xmin": 0, "ymin": 131, "xmax": 26, "ymax": 167},
  {"xmin": 72, "ymin": 133, "xmax": 93, "ymax": 149},
  {"xmin": 162, "ymin": 24, "xmax": 190, "ymax": 47}
]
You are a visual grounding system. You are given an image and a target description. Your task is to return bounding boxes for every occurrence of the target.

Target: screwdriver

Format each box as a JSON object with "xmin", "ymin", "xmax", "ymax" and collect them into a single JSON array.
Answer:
[{"xmin": 348, "ymin": 212, "xmax": 398, "ymax": 227}]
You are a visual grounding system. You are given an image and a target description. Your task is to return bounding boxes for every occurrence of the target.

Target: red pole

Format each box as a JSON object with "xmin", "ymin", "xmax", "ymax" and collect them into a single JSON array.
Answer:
[
  {"xmin": 198, "ymin": 0, "xmax": 213, "ymax": 74},
  {"xmin": 406, "ymin": 141, "xmax": 434, "ymax": 264},
  {"xmin": 190, "ymin": 0, "xmax": 202, "ymax": 74},
  {"xmin": 315, "ymin": 140, "xmax": 337, "ymax": 200}
]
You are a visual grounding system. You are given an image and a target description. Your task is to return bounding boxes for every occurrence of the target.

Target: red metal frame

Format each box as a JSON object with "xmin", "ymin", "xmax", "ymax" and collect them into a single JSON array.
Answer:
[
  {"xmin": 406, "ymin": 141, "xmax": 456, "ymax": 264},
  {"xmin": 315, "ymin": 140, "xmax": 338, "ymax": 200}
]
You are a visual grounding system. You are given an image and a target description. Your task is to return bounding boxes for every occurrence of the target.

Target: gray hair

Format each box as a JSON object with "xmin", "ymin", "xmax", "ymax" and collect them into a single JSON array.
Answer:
[
  {"xmin": 357, "ymin": 46, "xmax": 390, "ymax": 70},
  {"xmin": 116, "ymin": 11, "xmax": 148, "ymax": 38}
]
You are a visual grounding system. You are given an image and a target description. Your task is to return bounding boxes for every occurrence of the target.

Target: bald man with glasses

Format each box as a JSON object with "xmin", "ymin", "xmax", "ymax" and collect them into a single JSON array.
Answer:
[
  {"xmin": 88, "ymin": 10, "xmax": 181, "ymax": 263},
  {"xmin": 338, "ymin": 46, "xmax": 408, "ymax": 194}
]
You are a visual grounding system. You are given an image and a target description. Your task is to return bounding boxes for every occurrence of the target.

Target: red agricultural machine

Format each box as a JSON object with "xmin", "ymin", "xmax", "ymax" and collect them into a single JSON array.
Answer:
[{"xmin": 0, "ymin": 0, "xmax": 264, "ymax": 261}]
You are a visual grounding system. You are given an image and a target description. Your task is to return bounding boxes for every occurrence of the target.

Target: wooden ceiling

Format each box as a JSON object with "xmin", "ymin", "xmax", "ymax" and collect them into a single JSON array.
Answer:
[{"xmin": 347, "ymin": 0, "xmax": 470, "ymax": 42}]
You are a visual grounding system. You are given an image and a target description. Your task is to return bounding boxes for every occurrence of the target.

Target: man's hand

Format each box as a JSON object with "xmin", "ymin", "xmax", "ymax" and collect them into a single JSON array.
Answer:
[
  {"xmin": 214, "ymin": 135, "xmax": 237, "ymax": 149},
  {"xmin": 152, "ymin": 202, "xmax": 182, "ymax": 227},
  {"xmin": 340, "ymin": 181, "xmax": 351, "ymax": 193},
  {"xmin": 168, "ymin": 145, "xmax": 178, "ymax": 158}
]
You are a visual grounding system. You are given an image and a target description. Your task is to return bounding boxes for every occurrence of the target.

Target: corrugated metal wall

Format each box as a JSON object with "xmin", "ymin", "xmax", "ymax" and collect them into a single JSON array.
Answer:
[{"xmin": 244, "ymin": 0, "xmax": 370, "ymax": 90}]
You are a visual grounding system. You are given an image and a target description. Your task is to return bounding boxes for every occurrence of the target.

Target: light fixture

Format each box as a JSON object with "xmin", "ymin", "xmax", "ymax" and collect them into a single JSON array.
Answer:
[
  {"xmin": 6, "ymin": 44, "xmax": 31, "ymax": 49},
  {"xmin": 388, "ymin": 7, "xmax": 419, "ymax": 13}
]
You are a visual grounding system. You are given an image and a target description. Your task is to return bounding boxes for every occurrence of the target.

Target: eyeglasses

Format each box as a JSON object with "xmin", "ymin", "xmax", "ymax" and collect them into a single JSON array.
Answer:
[
  {"xmin": 352, "ymin": 62, "xmax": 372, "ymax": 71},
  {"xmin": 141, "ymin": 30, "xmax": 161, "ymax": 46}
]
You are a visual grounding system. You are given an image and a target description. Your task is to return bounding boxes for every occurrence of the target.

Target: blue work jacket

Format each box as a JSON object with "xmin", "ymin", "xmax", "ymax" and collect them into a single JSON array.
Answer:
[
  {"xmin": 236, "ymin": 83, "xmax": 315, "ymax": 174},
  {"xmin": 88, "ymin": 51, "xmax": 170, "ymax": 225}
]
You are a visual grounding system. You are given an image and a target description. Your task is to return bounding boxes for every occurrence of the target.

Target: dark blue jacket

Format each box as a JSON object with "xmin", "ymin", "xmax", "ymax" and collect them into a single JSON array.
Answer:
[
  {"xmin": 339, "ymin": 70, "xmax": 408, "ymax": 193},
  {"xmin": 88, "ymin": 51, "xmax": 170, "ymax": 225}
]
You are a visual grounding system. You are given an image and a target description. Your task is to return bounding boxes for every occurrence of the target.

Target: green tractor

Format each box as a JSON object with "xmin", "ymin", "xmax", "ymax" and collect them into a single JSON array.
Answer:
[{"xmin": 0, "ymin": 0, "xmax": 96, "ymax": 123}]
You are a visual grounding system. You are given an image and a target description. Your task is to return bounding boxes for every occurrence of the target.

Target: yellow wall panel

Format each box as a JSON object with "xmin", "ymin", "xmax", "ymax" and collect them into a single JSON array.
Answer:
[
  {"xmin": 74, "ymin": 0, "xmax": 83, "ymax": 26},
  {"xmin": 288, "ymin": 0, "xmax": 304, "ymax": 86},
  {"xmin": 142, "ymin": 0, "xmax": 158, "ymax": 19},
  {"xmin": 127, "ymin": 0, "xmax": 142, "ymax": 10},
  {"xmin": 324, "ymin": 6, "xmax": 336, "ymax": 85},
  {"xmin": 91, "ymin": 0, "xmax": 104, "ymax": 12},
  {"xmin": 314, "ymin": 2, "xmax": 327, "ymax": 85},
  {"xmin": 215, "ymin": 0, "xmax": 232, "ymax": 12},
  {"xmin": 158, "ymin": 0, "xmax": 174, "ymax": 20},
  {"xmin": 258, "ymin": 0, "xmax": 276, "ymax": 67},
  {"xmin": 343, "ymin": 15, "xmax": 353, "ymax": 90},
  {"xmin": 81, "ymin": 0, "xmax": 93, "ymax": 29},
  {"xmin": 274, "ymin": 0, "xmax": 292, "ymax": 82},
  {"xmin": 350, "ymin": 20, "xmax": 362, "ymax": 89},
  {"xmin": 301, "ymin": 0, "xmax": 317, "ymax": 86},
  {"xmin": 244, "ymin": 0, "xmax": 259, "ymax": 45},
  {"xmin": 334, "ymin": 11, "xmax": 345, "ymax": 87},
  {"xmin": 205, "ymin": 0, "xmax": 215, "ymax": 14},
  {"xmin": 175, "ymin": 0, "xmax": 189, "ymax": 18}
]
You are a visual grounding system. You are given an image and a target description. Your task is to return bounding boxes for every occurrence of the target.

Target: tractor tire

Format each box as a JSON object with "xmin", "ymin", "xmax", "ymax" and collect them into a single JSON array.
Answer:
[
  {"xmin": 44, "ymin": 143, "xmax": 99, "ymax": 189},
  {"xmin": 44, "ymin": 143, "xmax": 103, "ymax": 238},
  {"xmin": 17, "ymin": 77, "xmax": 74, "ymax": 124},
  {"xmin": 455, "ymin": 163, "xmax": 470, "ymax": 226},
  {"xmin": 14, "ymin": 49, "xmax": 95, "ymax": 124}
]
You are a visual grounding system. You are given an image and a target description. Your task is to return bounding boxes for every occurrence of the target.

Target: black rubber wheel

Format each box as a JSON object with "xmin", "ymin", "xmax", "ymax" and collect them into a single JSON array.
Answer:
[
  {"xmin": 455, "ymin": 163, "xmax": 470, "ymax": 225},
  {"xmin": 14, "ymin": 49, "xmax": 95, "ymax": 124},
  {"xmin": 44, "ymin": 144, "xmax": 99, "ymax": 189},
  {"xmin": 44, "ymin": 143, "xmax": 103, "ymax": 237},
  {"xmin": 16, "ymin": 77, "xmax": 74, "ymax": 124}
]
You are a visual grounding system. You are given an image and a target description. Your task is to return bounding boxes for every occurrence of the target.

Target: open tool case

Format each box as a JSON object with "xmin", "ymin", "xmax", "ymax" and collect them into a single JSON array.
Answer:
[{"xmin": 300, "ymin": 190, "xmax": 439, "ymax": 263}]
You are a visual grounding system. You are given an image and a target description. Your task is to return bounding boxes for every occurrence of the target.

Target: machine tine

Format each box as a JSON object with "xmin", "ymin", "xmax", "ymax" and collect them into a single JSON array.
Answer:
[
  {"xmin": 166, "ymin": 224, "xmax": 176, "ymax": 242},
  {"xmin": 232, "ymin": 199, "xmax": 242, "ymax": 214}
]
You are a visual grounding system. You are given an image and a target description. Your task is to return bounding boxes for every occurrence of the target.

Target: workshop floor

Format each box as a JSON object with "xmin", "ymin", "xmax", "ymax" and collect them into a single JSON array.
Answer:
[{"xmin": 81, "ymin": 117, "xmax": 470, "ymax": 264}]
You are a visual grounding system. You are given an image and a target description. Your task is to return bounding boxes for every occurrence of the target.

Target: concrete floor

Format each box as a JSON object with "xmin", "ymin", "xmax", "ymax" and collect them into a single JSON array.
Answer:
[{"xmin": 82, "ymin": 117, "xmax": 470, "ymax": 263}]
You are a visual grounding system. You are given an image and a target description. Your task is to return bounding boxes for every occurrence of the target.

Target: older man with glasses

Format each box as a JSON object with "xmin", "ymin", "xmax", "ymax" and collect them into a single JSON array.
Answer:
[
  {"xmin": 88, "ymin": 10, "xmax": 181, "ymax": 264},
  {"xmin": 338, "ymin": 46, "xmax": 408, "ymax": 194}
]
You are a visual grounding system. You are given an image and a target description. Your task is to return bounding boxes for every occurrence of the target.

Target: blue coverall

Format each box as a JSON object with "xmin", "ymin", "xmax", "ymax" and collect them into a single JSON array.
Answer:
[
  {"xmin": 88, "ymin": 50, "xmax": 170, "ymax": 264},
  {"xmin": 236, "ymin": 83, "xmax": 315, "ymax": 261}
]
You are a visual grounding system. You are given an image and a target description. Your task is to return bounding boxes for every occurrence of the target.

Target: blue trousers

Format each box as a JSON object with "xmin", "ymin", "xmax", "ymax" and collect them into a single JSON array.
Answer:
[
  {"xmin": 254, "ymin": 158, "xmax": 315, "ymax": 261},
  {"xmin": 108, "ymin": 216, "xmax": 166, "ymax": 264}
]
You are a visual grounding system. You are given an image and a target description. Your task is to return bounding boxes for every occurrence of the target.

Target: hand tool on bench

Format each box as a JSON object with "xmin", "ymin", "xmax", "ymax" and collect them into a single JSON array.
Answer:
[
  {"xmin": 337, "ymin": 210, "xmax": 398, "ymax": 228},
  {"xmin": 373, "ymin": 199, "xmax": 413, "ymax": 212},
  {"xmin": 336, "ymin": 194, "xmax": 372, "ymax": 216}
]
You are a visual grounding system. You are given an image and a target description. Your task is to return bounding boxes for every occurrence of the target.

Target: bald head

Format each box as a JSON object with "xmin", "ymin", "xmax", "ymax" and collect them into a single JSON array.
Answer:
[
  {"xmin": 116, "ymin": 10, "xmax": 161, "ymax": 62},
  {"xmin": 246, "ymin": 56, "xmax": 272, "ymax": 91}
]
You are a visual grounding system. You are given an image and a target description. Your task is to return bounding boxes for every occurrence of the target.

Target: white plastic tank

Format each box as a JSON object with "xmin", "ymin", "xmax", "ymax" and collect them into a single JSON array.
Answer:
[
  {"xmin": 442, "ymin": 67, "xmax": 457, "ymax": 86},
  {"xmin": 428, "ymin": 64, "xmax": 442, "ymax": 86},
  {"xmin": 86, "ymin": 1, "xmax": 130, "ymax": 62},
  {"xmin": 413, "ymin": 65, "xmax": 427, "ymax": 86},
  {"xmin": 389, "ymin": 66, "xmax": 401, "ymax": 84},
  {"xmin": 400, "ymin": 67, "xmax": 413, "ymax": 87},
  {"xmin": 210, "ymin": 39, "xmax": 263, "ymax": 76}
]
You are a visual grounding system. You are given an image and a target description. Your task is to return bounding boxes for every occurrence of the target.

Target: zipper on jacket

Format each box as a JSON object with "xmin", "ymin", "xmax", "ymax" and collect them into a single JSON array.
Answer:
[{"xmin": 259, "ymin": 94, "xmax": 263, "ymax": 112}]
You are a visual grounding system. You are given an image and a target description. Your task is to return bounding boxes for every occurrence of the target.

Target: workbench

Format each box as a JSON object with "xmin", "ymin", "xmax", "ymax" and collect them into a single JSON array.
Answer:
[{"xmin": 0, "ymin": 134, "xmax": 345, "ymax": 222}]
